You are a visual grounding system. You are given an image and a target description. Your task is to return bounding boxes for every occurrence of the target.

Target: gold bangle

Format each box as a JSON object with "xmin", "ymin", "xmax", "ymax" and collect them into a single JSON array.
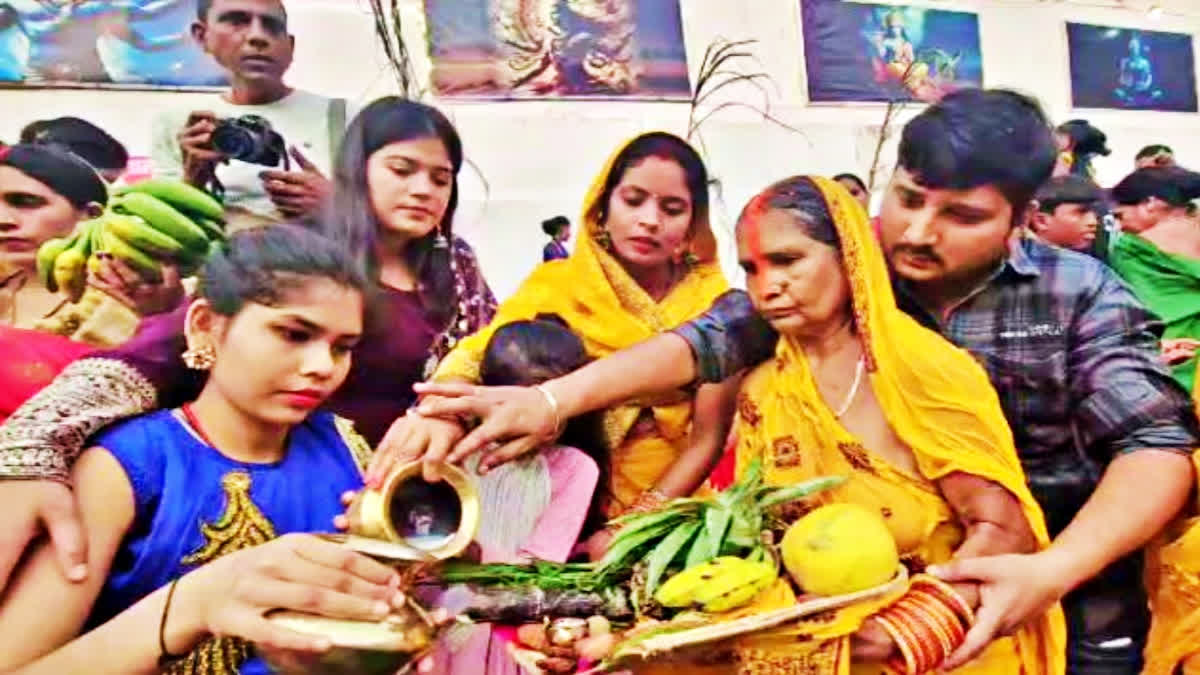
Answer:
[
  {"xmin": 874, "ymin": 613, "xmax": 921, "ymax": 675},
  {"xmin": 896, "ymin": 596, "xmax": 957, "ymax": 662},
  {"xmin": 911, "ymin": 574, "xmax": 975, "ymax": 625},
  {"xmin": 885, "ymin": 602, "xmax": 940, "ymax": 672},
  {"xmin": 533, "ymin": 383, "xmax": 563, "ymax": 440}
]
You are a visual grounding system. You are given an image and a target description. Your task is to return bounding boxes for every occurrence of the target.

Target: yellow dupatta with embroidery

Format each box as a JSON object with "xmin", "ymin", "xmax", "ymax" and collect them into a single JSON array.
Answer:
[
  {"xmin": 434, "ymin": 135, "xmax": 729, "ymax": 514},
  {"xmin": 1143, "ymin": 388, "xmax": 1200, "ymax": 674},
  {"xmin": 723, "ymin": 177, "xmax": 1065, "ymax": 674}
]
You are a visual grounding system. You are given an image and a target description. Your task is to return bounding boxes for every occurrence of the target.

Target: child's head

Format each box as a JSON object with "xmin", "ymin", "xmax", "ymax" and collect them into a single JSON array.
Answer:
[
  {"xmin": 480, "ymin": 315, "xmax": 591, "ymax": 387},
  {"xmin": 186, "ymin": 225, "xmax": 369, "ymax": 426}
]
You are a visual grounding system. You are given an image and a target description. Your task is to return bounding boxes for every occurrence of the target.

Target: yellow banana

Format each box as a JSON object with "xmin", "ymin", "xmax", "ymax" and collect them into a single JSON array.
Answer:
[
  {"xmin": 112, "ymin": 192, "xmax": 210, "ymax": 253},
  {"xmin": 114, "ymin": 179, "xmax": 224, "ymax": 221},
  {"xmin": 104, "ymin": 213, "xmax": 186, "ymax": 258},
  {"xmin": 53, "ymin": 232, "xmax": 89, "ymax": 302},
  {"xmin": 655, "ymin": 556, "xmax": 754, "ymax": 608},
  {"xmin": 698, "ymin": 560, "xmax": 777, "ymax": 613},
  {"xmin": 37, "ymin": 236, "xmax": 73, "ymax": 292},
  {"xmin": 101, "ymin": 228, "xmax": 162, "ymax": 282}
]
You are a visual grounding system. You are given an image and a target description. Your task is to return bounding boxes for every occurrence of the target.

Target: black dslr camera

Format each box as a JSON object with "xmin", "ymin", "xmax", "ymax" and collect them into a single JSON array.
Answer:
[{"xmin": 211, "ymin": 115, "xmax": 286, "ymax": 167}]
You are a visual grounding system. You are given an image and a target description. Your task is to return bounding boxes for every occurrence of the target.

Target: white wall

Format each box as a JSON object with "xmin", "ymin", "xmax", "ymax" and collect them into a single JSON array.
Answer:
[{"xmin": 3, "ymin": 0, "xmax": 1199, "ymax": 298}]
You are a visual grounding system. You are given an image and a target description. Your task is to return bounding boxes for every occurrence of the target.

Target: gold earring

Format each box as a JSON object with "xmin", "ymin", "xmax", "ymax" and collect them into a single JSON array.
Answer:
[
  {"xmin": 593, "ymin": 227, "xmax": 613, "ymax": 251},
  {"xmin": 182, "ymin": 343, "xmax": 216, "ymax": 370}
]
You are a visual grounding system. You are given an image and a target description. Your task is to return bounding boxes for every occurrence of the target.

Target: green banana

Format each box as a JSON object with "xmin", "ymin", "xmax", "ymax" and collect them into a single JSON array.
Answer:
[
  {"xmin": 37, "ymin": 236, "xmax": 73, "ymax": 292},
  {"xmin": 697, "ymin": 560, "xmax": 777, "ymax": 613},
  {"xmin": 111, "ymin": 192, "xmax": 210, "ymax": 252},
  {"xmin": 104, "ymin": 213, "xmax": 186, "ymax": 258},
  {"xmin": 114, "ymin": 179, "xmax": 224, "ymax": 221},
  {"xmin": 195, "ymin": 217, "xmax": 227, "ymax": 241},
  {"xmin": 53, "ymin": 231, "xmax": 90, "ymax": 302},
  {"xmin": 101, "ymin": 228, "xmax": 162, "ymax": 282}
]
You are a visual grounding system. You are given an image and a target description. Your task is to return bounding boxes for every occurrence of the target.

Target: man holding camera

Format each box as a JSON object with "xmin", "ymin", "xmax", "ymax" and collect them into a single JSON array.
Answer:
[{"xmin": 150, "ymin": 0, "xmax": 347, "ymax": 229}]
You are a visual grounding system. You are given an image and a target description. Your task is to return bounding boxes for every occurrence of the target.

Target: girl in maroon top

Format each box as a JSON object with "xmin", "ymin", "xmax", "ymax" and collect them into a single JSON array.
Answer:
[{"xmin": 0, "ymin": 98, "xmax": 497, "ymax": 485}]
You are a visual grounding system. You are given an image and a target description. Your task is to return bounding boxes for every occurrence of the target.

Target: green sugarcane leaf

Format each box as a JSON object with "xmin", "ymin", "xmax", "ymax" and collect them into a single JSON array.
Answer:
[
  {"xmin": 599, "ymin": 520, "xmax": 679, "ymax": 572},
  {"xmin": 607, "ymin": 503, "xmax": 695, "ymax": 533},
  {"xmin": 642, "ymin": 520, "xmax": 702, "ymax": 595},
  {"xmin": 723, "ymin": 506, "xmax": 762, "ymax": 551},
  {"xmin": 683, "ymin": 505, "xmax": 730, "ymax": 568},
  {"xmin": 756, "ymin": 476, "xmax": 846, "ymax": 509}
]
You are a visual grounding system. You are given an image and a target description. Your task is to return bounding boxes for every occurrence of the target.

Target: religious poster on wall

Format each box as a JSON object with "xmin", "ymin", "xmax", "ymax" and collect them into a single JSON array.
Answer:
[
  {"xmin": 801, "ymin": 0, "xmax": 983, "ymax": 104},
  {"xmin": 425, "ymin": 0, "xmax": 691, "ymax": 100},
  {"xmin": 1066, "ymin": 23, "xmax": 1197, "ymax": 113},
  {"xmin": 0, "ymin": 0, "xmax": 227, "ymax": 89}
]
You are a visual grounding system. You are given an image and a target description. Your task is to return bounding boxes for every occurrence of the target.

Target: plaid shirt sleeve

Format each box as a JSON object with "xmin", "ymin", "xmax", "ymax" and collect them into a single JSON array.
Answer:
[
  {"xmin": 671, "ymin": 290, "xmax": 779, "ymax": 383},
  {"xmin": 1070, "ymin": 270, "xmax": 1199, "ymax": 459}
]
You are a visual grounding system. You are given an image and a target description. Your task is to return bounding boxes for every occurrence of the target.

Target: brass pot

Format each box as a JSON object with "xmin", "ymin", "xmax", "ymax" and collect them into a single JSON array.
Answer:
[
  {"xmin": 262, "ymin": 604, "xmax": 435, "ymax": 675},
  {"xmin": 344, "ymin": 460, "xmax": 480, "ymax": 561}
]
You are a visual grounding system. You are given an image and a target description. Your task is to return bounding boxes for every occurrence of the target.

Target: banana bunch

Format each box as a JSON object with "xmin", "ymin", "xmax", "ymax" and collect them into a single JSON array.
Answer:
[
  {"xmin": 37, "ymin": 179, "xmax": 225, "ymax": 302},
  {"xmin": 655, "ymin": 552, "xmax": 778, "ymax": 613},
  {"xmin": 595, "ymin": 460, "xmax": 845, "ymax": 602}
]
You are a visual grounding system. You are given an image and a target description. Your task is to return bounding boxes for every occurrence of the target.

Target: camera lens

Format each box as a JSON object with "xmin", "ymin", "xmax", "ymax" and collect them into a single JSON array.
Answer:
[{"xmin": 211, "ymin": 123, "xmax": 256, "ymax": 161}]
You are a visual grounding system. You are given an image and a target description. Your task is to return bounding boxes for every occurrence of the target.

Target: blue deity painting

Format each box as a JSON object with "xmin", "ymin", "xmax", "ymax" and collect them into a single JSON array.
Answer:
[
  {"xmin": 0, "ymin": 0, "xmax": 226, "ymax": 88},
  {"xmin": 1067, "ymin": 23, "xmax": 1197, "ymax": 112},
  {"xmin": 802, "ymin": 0, "xmax": 983, "ymax": 103}
]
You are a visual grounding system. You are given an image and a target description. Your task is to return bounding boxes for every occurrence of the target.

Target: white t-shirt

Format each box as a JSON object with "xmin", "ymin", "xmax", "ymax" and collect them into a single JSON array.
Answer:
[{"xmin": 150, "ymin": 89, "xmax": 348, "ymax": 226}]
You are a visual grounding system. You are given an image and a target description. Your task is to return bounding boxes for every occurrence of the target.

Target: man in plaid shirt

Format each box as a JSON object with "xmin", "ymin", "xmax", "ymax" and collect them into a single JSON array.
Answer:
[{"xmin": 411, "ymin": 89, "xmax": 1197, "ymax": 672}]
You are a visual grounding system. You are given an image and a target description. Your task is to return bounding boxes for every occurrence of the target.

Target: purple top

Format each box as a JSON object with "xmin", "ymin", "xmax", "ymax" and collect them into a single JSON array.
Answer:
[{"xmin": 333, "ymin": 287, "xmax": 438, "ymax": 444}]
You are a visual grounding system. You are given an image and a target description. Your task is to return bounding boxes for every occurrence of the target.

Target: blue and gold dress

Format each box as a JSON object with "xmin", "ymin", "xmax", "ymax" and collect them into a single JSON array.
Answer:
[{"xmin": 86, "ymin": 409, "xmax": 371, "ymax": 674}]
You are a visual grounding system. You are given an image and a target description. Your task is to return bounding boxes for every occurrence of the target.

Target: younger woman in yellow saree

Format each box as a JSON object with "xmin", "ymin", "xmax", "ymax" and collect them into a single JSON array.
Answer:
[
  {"xmin": 721, "ymin": 176, "xmax": 1065, "ymax": 674},
  {"xmin": 432, "ymin": 133, "xmax": 737, "ymax": 553},
  {"xmin": 1142, "ymin": 387, "xmax": 1200, "ymax": 674}
]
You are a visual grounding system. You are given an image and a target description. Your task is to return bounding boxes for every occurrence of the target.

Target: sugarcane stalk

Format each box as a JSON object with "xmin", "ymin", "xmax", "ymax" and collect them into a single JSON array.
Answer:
[{"xmin": 459, "ymin": 585, "xmax": 633, "ymax": 623}]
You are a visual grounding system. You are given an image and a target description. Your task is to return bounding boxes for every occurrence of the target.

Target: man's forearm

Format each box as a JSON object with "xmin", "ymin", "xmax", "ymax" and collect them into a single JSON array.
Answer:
[
  {"xmin": 543, "ymin": 333, "xmax": 697, "ymax": 420},
  {"xmin": 1045, "ymin": 449, "xmax": 1194, "ymax": 588}
]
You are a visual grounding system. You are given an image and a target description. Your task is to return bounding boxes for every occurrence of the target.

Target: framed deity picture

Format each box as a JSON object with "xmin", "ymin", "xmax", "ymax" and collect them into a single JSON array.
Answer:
[
  {"xmin": 1066, "ymin": 22, "xmax": 1197, "ymax": 112},
  {"xmin": 425, "ymin": 0, "xmax": 691, "ymax": 100},
  {"xmin": 801, "ymin": 0, "xmax": 983, "ymax": 104},
  {"xmin": 0, "ymin": 0, "xmax": 227, "ymax": 89}
]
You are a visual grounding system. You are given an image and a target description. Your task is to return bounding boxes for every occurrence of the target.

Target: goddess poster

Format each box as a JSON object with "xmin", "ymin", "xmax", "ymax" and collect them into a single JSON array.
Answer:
[
  {"xmin": 426, "ymin": 0, "xmax": 691, "ymax": 99},
  {"xmin": 802, "ymin": 0, "xmax": 983, "ymax": 103},
  {"xmin": 1067, "ymin": 23, "xmax": 1197, "ymax": 113},
  {"xmin": 0, "ymin": 0, "xmax": 226, "ymax": 88}
]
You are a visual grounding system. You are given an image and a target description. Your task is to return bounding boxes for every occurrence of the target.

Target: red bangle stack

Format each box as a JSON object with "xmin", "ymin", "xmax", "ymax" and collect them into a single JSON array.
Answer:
[{"xmin": 873, "ymin": 575, "xmax": 974, "ymax": 674}]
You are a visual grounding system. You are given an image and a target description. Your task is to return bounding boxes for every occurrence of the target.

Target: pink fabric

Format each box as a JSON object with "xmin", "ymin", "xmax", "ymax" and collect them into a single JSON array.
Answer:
[{"xmin": 439, "ymin": 446, "xmax": 599, "ymax": 675}]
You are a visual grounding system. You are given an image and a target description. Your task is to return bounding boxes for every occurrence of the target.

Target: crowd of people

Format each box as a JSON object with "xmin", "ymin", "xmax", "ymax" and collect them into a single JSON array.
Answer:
[{"xmin": 1, "ymin": 0, "xmax": 1200, "ymax": 674}]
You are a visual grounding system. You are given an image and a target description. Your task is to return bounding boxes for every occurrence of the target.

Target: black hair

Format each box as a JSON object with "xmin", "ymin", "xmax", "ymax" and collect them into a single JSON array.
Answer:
[
  {"xmin": 20, "ymin": 117, "xmax": 128, "ymax": 172},
  {"xmin": 1036, "ymin": 175, "xmax": 1105, "ymax": 213},
  {"xmin": 328, "ymin": 97, "xmax": 463, "ymax": 328},
  {"xmin": 479, "ymin": 315, "xmax": 609, "ymax": 536},
  {"xmin": 0, "ymin": 143, "xmax": 108, "ymax": 210},
  {"xmin": 737, "ymin": 176, "xmax": 840, "ymax": 250},
  {"xmin": 832, "ymin": 173, "xmax": 867, "ymax": 193},
  {"xmin": 199, "ymin": 224, "xmax": 370, "ymax": 318},
  {"xmin": 1136, "ymin": 144, "xmax": 1174, "ymax": 160},
  {"xmin": 1111, "ymin": 167, "xmax": 1200, "ymax": 208},
  {"xmin": 541, "ymin": 215, "xmax": 570, "ymax": 237},
  {"xmin": 585, "ymin": 132, "xmax": 709, "ymax": 235},
  {"xmin": 1056, "ymin": 120, "xmax": 1111, "ymax": 158},
  {"xmin": 897, "ymin": 89, "xmax": 1057, "ymax": 217},
  {"xmin": 197, "ymin": 0, "xmax": 286, "ymax": 24}
]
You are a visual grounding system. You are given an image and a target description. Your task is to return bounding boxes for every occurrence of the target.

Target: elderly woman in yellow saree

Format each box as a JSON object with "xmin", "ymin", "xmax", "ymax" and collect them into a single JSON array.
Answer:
[
  {"xmin": 421, "ymin": 132, "xmax": 738, "ymax": 556},
  {"xmin": 696, "ymin": 175, "xmax": 1065, "ymax": 674}
]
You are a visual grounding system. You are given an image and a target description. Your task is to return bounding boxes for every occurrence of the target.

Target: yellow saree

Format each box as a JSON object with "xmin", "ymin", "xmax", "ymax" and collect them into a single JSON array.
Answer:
[
  {"xmin": 724, "ymin": 177, "xmax": 1066, "ymax": 674},
  {"xmin": 434, "ymin": 135, "xmax": 728, "ymax": 515},
  {"xmin": 1143, "ymin": 389, "xmax": 1200, "ymax": 674}
]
